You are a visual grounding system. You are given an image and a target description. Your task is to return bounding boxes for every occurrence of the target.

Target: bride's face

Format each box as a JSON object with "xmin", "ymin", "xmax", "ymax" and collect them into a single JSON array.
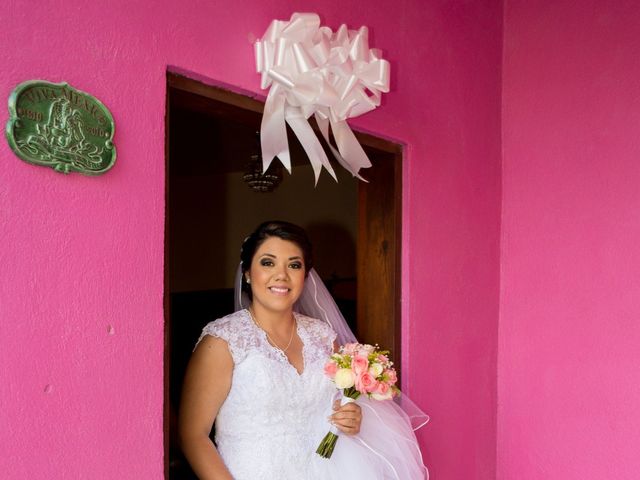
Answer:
[{"xmin": 246, "ymin": 236, "xmax": 306, "ymax": 314}]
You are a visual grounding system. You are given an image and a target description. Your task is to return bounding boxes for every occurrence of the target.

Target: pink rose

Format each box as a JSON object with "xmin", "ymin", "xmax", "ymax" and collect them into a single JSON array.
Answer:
[
  {"xmin": 377, "ymin": 354, "xmax": 389, "ymax": 364},
  {"xmin": 324, "ymin": 361, "xmax": 338, "ymax": 378},
  {"xmin": 352, "ymin": 355, "xmax": 369, "ymax": 374},
  {"xmin": 384, "ymin": 369, "xmax": 397, "ymax": 385},
  {"xmin": 371, "ymin": 381, "xmax": 394, "ymax": 401},
  {"xmin": 376, "ymin": 381, "xmax": 390, "ymax": 395},
  {"xmin": 355, "ymin": 372, "xmax": 377, "ymax": 393}
]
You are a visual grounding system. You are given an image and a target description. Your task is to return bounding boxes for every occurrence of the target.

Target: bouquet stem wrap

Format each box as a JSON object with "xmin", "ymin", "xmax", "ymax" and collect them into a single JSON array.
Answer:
[
  {"xmin": 316, "ymin": 392, "xmax": 359, "ymax": 458},
  {"xmin": 255, "ymin": 12, "xmax": 390, "ymax": 184}
]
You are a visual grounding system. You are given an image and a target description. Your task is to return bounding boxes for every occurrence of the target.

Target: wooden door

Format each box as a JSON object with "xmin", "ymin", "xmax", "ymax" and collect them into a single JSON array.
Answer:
[{"xmin": 356, "ymin": 144, "xmax": 402, "ymax": 369}]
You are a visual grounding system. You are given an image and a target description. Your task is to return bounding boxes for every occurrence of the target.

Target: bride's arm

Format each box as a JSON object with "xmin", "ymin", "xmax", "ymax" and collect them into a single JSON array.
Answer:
[{"xmin": 179, "ymin": 335, "xmax": 234, "ymax": 480}]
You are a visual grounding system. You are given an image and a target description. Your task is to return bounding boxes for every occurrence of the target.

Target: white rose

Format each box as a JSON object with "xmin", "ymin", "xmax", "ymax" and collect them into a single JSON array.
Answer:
[
  {"xmin": 371, "ymin": 389, "xmax": 394, "ymax": 401},
  {"xmin": 359, "ymin": 344, "xmax": 375, "ymax": 354},
  {"xmin": 334, "ymin": 368, "xmax": 356, "ymax": 389},
  {"xmin": 368, "ymin": 363, "xmax": 384, "ymax": 377}
]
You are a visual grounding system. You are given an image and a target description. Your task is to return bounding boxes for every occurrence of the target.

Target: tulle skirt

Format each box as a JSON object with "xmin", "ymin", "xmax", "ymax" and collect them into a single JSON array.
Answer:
[{"xmin": 308, "ymin": 396, "xmax": 429, "ymax": 479}]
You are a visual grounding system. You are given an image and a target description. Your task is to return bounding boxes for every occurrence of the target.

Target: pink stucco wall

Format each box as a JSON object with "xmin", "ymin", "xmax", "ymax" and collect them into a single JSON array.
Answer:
[
  {"xmin": 0, "ymin": 1, "xmax": 502, "ymax": 478},
  {"xmin": 402, "ymin": 3, "xmax": 502, "ymax": 478},
  {"xmin": 499, "ymin": 1, "xmax": 640, "ymax": 479}
]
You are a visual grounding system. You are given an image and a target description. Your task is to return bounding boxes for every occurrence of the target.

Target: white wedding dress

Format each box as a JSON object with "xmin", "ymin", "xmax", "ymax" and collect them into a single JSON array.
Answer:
[{"xmin": 197, "ymin": 309, "xmax": 427, "ymax": 480}]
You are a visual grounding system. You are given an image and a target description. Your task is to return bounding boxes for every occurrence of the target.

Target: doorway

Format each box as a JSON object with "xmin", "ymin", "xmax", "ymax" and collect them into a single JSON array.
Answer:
[{"xmin": 164, "ymin": 72, "xmax": 402, "ymax": 478}]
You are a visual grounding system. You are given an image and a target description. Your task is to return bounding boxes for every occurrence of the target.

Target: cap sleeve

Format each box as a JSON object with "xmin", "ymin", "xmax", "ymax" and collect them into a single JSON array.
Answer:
[
  {"xmin": 195, "ymin": 310, "xmax": 249, "ymax": 363},
  {"xmin": 317, "ymin": 318, "xmax": 337, "ymax": 350}
]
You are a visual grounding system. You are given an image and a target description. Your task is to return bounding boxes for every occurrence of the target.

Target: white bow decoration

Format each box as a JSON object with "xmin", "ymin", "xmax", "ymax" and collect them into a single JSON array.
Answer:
[{"xmin": 255, "ymin": 13, "xmax": 390, "ymax": 183}]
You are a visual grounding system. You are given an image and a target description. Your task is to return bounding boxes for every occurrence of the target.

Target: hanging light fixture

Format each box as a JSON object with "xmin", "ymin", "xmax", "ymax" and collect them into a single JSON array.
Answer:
[{"xmin": 243, "ymin": 132, "xmax": 283, "ymax": 192}]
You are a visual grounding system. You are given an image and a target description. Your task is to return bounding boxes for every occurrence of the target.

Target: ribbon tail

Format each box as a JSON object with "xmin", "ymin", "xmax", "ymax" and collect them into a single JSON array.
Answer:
[
  {"xmin": 328, "ymin": 119, "xmax": 372, "ymax": 180},
  {"xmin": 326, "ymin": 140, "xmax": 368, "ymax": 182},
  {"xmin": 261, "ymin": 87, "xmax": 291, "ymax": 173},
  {"xmin": 286, "ymin": 111, "xmax": 337, "ymax": 184},
  {"xmin": 315, "ymin": 113, "xmax": 368, "ymax": 182},
  {"xmin": 314, "ymin": 113, "xmax": 331, "ymax": 144}
]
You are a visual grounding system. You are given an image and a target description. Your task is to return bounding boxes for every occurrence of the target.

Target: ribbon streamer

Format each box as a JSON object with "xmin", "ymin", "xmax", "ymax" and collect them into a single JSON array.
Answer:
[{"xmin": 255, "ymin": 12, "xmax": 390, "ymax": 184}]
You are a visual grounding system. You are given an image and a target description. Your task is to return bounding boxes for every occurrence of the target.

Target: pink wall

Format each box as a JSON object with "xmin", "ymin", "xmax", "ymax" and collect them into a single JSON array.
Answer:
[
  {"xmin": 0, "ymin": 1, "xmax": 502, "ymax": 478},
  {"xmin": 401, "ymin": 3, "xmax": 502, "ymax": 478},
  {"xmin": 499, "ymin": 1, "xmax": 640, "ymax": 479}
]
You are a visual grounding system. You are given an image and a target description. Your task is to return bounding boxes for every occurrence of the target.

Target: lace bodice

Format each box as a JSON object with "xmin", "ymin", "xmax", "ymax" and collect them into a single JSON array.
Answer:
[{"xmin": 197, "ymin": 309, "xmax": 338, "ymax": 479}]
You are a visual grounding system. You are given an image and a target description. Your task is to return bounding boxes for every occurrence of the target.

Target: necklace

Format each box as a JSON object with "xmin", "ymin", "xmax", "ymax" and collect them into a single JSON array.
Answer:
[{"xmin": 248, "ymin": 308, "xmax": 296, "ymax": 353}]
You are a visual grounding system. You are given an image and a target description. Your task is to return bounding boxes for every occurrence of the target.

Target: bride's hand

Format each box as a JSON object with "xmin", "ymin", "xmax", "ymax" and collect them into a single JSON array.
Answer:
[{"xmin": 329, "ymin": 400, "xmax": 362, "ymax": 435}]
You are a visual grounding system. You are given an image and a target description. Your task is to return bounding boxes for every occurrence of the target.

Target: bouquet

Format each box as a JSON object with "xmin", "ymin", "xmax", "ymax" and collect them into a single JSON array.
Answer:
[{"xmin": 315, "ymin": 342, "xmax": 399, "ymax": 458}]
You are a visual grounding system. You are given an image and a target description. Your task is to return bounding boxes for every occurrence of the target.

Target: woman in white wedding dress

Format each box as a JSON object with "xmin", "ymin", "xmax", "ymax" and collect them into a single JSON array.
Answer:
[{"xmin": 179, "ymin": 221, "xmax": 428, "ymax": 479}]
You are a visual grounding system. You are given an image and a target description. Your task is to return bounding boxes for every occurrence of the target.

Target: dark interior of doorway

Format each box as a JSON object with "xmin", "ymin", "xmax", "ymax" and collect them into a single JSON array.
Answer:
[{"xmin": 165, "ymin": 73, "xmax": 402, "ymax": 479}]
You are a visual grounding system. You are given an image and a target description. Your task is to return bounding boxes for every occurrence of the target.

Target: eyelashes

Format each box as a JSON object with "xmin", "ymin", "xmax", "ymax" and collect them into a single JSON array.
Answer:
[{"xmin": 258, "ymin": 258, "xmax": 303, "ymax": 269}]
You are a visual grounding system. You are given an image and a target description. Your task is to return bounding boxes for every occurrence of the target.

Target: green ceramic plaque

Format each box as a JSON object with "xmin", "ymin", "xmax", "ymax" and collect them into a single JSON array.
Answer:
[{"xmin": 6, "ymin": 80, "xmax": 116, "ymax": 175}]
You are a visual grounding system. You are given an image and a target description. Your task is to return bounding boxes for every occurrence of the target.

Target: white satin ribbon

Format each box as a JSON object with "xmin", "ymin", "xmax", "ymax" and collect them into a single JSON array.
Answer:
[{"xmin": 255, "ymin": 12, "xmax": 390, "ymax": 184}]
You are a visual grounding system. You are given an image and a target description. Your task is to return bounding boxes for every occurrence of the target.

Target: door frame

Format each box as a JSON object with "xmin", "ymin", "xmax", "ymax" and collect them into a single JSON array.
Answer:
[{"xmin": 164, "ymin": 72, "xmax": 403, "ymax": 477}]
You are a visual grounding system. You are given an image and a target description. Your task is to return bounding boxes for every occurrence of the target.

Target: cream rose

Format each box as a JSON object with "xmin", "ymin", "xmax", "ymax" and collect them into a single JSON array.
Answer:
[
  {"xmin": 368, "ymin": 362, "xmax": 384, "ymax": 377},
  {"xmin": 334, "ymin": 368, "xmax": 356, "ymax": 389},
  {"xmin": 360, "ymin": 343, "xmax": 376, "ymax": 354}
]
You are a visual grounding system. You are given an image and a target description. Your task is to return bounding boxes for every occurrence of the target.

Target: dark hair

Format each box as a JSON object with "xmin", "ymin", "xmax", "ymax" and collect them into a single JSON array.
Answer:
[{"xmin": 240, "ymin": 221, "xmax": 314, "ymax": 297}]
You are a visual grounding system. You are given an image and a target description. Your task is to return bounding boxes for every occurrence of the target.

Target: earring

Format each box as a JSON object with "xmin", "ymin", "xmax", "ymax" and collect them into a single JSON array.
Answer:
[{"xmin": 246, "ymin": 278, "xmax": 251, "ymax": 284}]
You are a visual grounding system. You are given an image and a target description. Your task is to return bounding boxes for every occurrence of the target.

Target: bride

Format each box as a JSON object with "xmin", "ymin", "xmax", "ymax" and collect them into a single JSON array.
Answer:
[{"xmin": 179, "ymin": 221, "xmax": 428, "ymax": 479}]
